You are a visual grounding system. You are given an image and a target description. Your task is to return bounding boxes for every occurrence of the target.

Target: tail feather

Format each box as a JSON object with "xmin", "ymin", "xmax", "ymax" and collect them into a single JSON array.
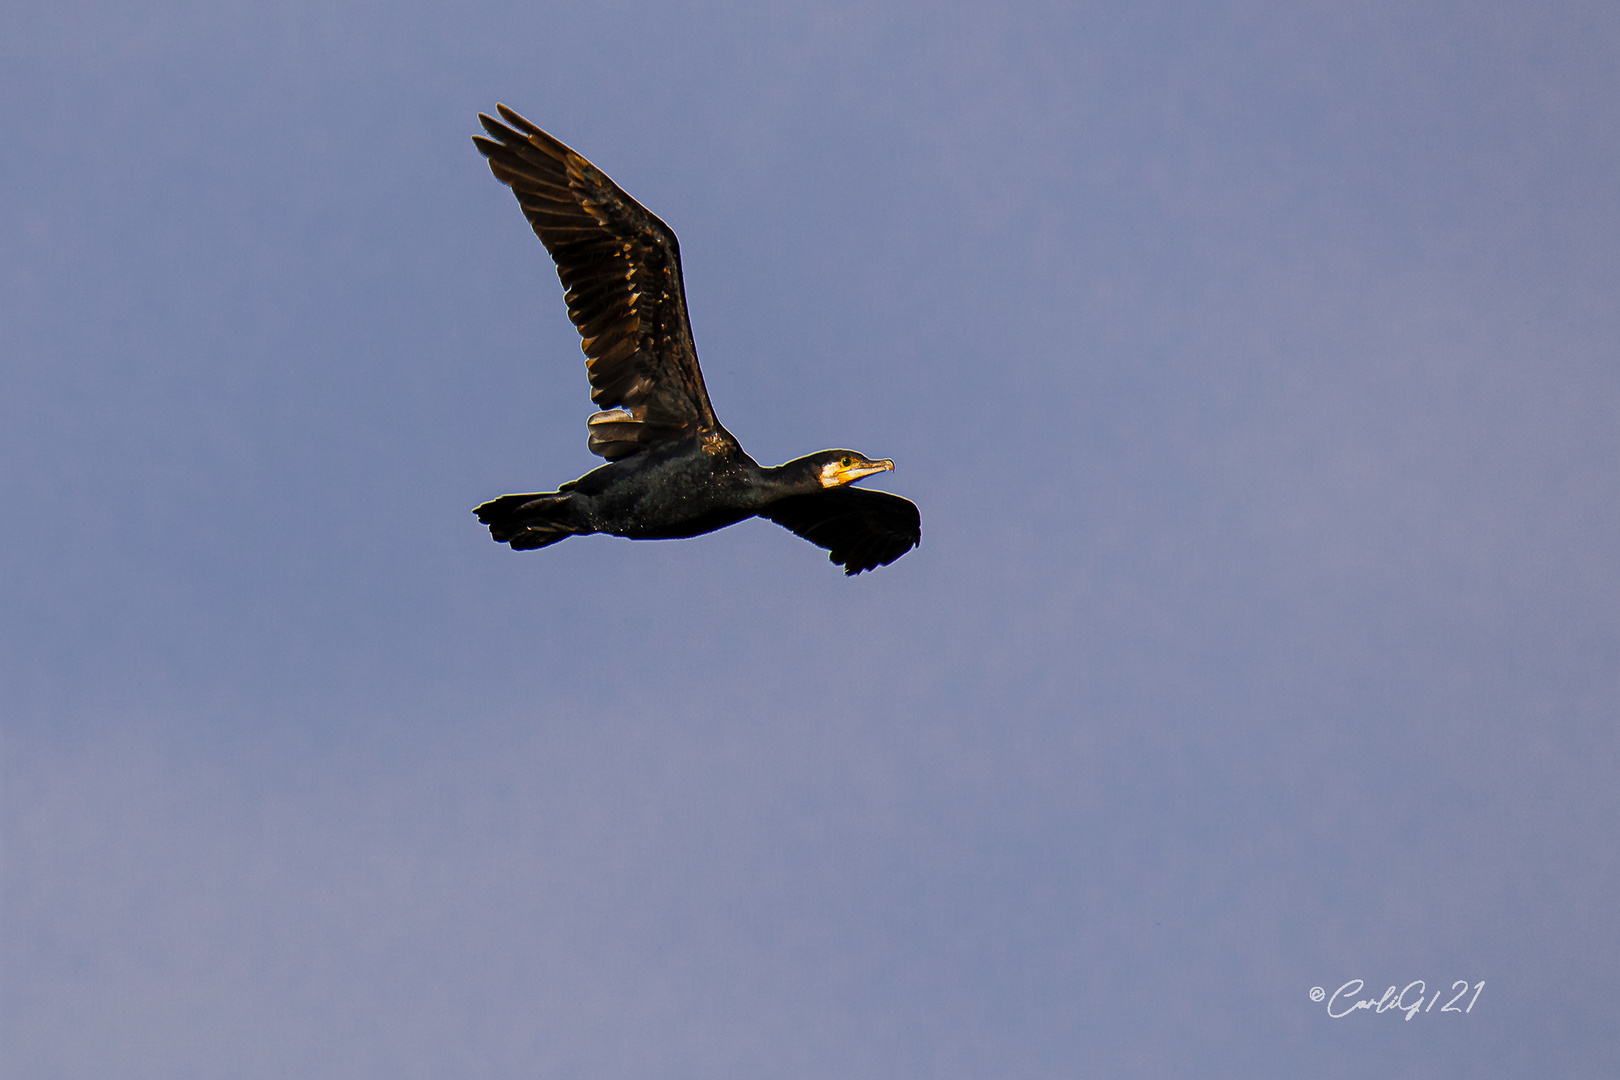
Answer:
[{"xmin": 474, "ymin": 491, "xmax": 583, "ymax": 550}]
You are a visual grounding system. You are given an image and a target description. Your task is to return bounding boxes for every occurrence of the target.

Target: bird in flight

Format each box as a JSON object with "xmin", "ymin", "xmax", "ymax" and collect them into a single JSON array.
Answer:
[{"xmin": 471, "ymin": 105, "xmax": 920, "ymax": 575}]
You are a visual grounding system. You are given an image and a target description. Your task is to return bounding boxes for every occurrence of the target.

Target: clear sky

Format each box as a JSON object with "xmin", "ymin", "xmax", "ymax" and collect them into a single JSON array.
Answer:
[{"xmin": 4, "ymin": 1, "xmax": 1617, "ymax": 1076}]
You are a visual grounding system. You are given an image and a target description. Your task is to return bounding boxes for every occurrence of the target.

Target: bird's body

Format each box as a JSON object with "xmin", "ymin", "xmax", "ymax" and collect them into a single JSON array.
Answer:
[
  {"xmin": 484, "ymin": 434, "xmax": 758, "ymax": 544},
  {"xmin": 471, "ymin": 104, "xmax": 919, "ymax": 574},
  {"xmin": 559, "ymin": 435, "xmax": 762, "ymax": 541}
]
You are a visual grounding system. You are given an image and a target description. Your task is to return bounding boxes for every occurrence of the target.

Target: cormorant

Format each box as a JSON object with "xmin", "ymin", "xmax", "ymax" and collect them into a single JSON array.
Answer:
[{"xmin": 471, "ymin": 105, "xmax": 920, "ymax": 575}]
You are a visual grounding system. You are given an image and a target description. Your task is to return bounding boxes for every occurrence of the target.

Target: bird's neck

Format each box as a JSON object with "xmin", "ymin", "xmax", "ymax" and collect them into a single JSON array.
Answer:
[{"xmin": 745, "ymin": 460, "xmax": 823, "ymax": 505}]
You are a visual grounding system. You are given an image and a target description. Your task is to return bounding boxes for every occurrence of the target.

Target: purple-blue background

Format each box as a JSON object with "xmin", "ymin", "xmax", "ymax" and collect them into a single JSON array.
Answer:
[{"xmin": 4, "ymin": 1, "xmax": 1617, "ymax": 1076}]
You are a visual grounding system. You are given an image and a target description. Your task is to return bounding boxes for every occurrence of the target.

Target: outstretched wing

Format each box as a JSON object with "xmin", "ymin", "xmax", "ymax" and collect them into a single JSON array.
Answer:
[
  {"xmin": 474, "ymin": 105, "xmax": 719, "ymax": 460},
  {"xmin": 761, "ymin": 488, "xmax": 921, "ymax": 575}
]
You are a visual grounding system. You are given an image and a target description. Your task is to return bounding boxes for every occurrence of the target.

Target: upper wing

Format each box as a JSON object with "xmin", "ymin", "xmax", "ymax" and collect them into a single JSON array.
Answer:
[
  {"xmin": 761, "ymin": 487, "xmax": 921, "ymax": 575},
  {"xmin": 474, "ymin": 105, "xmax": 719, "ymax": 460}
]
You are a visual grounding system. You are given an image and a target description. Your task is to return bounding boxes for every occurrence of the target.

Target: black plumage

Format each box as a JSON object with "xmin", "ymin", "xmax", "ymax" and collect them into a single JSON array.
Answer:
[{"xmin": 471, "ymin": 105, "xmax": 920, "ymax": 575}]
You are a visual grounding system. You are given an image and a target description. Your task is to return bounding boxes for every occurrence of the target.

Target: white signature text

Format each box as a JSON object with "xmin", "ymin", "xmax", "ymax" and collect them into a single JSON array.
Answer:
[{"xmin": 1310, "ymin": 980, "xmax": 1484, "ymax": 1020}]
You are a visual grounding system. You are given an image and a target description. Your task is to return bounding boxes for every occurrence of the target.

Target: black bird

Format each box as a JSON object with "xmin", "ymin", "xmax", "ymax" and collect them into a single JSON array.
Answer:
[{"xmin": 471, "ymin": 105, "xmax": 920, "ymax": 575}]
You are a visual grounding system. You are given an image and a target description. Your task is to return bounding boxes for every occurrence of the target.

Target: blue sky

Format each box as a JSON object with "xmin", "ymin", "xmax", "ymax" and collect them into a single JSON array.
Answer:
[{"xmin": 4, "ymin": 1, "xmax": 1617, "ymax": 1076}]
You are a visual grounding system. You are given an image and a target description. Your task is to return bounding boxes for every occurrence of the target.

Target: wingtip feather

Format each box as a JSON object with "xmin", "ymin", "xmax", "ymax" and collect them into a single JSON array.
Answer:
[{"xmin": 496, "ymin": 103, "xmax": 543, "ymax": 135}]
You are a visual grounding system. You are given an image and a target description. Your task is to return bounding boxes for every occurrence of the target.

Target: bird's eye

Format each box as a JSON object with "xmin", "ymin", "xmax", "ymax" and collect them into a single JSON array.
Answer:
[{"xmin": 841, "ymin": 457, "xmax": 851, "ymax": 468}]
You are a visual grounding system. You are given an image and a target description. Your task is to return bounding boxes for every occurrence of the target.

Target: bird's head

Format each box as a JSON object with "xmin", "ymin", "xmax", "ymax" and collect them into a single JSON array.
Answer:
[{"xmin": 801, "ymin": 450, "xmax": 895, "ymax": 489}]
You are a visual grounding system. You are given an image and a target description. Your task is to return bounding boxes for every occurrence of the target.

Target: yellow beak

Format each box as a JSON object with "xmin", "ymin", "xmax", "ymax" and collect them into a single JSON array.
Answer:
[{"xmin": 830, "ymin": 458, "xmax": 894, "ymax": 485}]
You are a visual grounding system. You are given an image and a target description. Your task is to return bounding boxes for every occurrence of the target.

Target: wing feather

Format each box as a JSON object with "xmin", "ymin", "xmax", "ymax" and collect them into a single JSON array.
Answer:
[
  {"xmin": 475, "ymin": 105, "xmax": 720, "ymax": 460},
  {"xmin": 761, "ymin": 488, "xmax": 921, "ymax": 575}
]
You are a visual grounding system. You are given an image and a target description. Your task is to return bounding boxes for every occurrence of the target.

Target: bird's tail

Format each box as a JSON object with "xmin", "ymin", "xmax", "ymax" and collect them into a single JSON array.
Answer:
[{"xmin": 474, "ymin": 491, "xmax": 584, "ymax": 550}]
